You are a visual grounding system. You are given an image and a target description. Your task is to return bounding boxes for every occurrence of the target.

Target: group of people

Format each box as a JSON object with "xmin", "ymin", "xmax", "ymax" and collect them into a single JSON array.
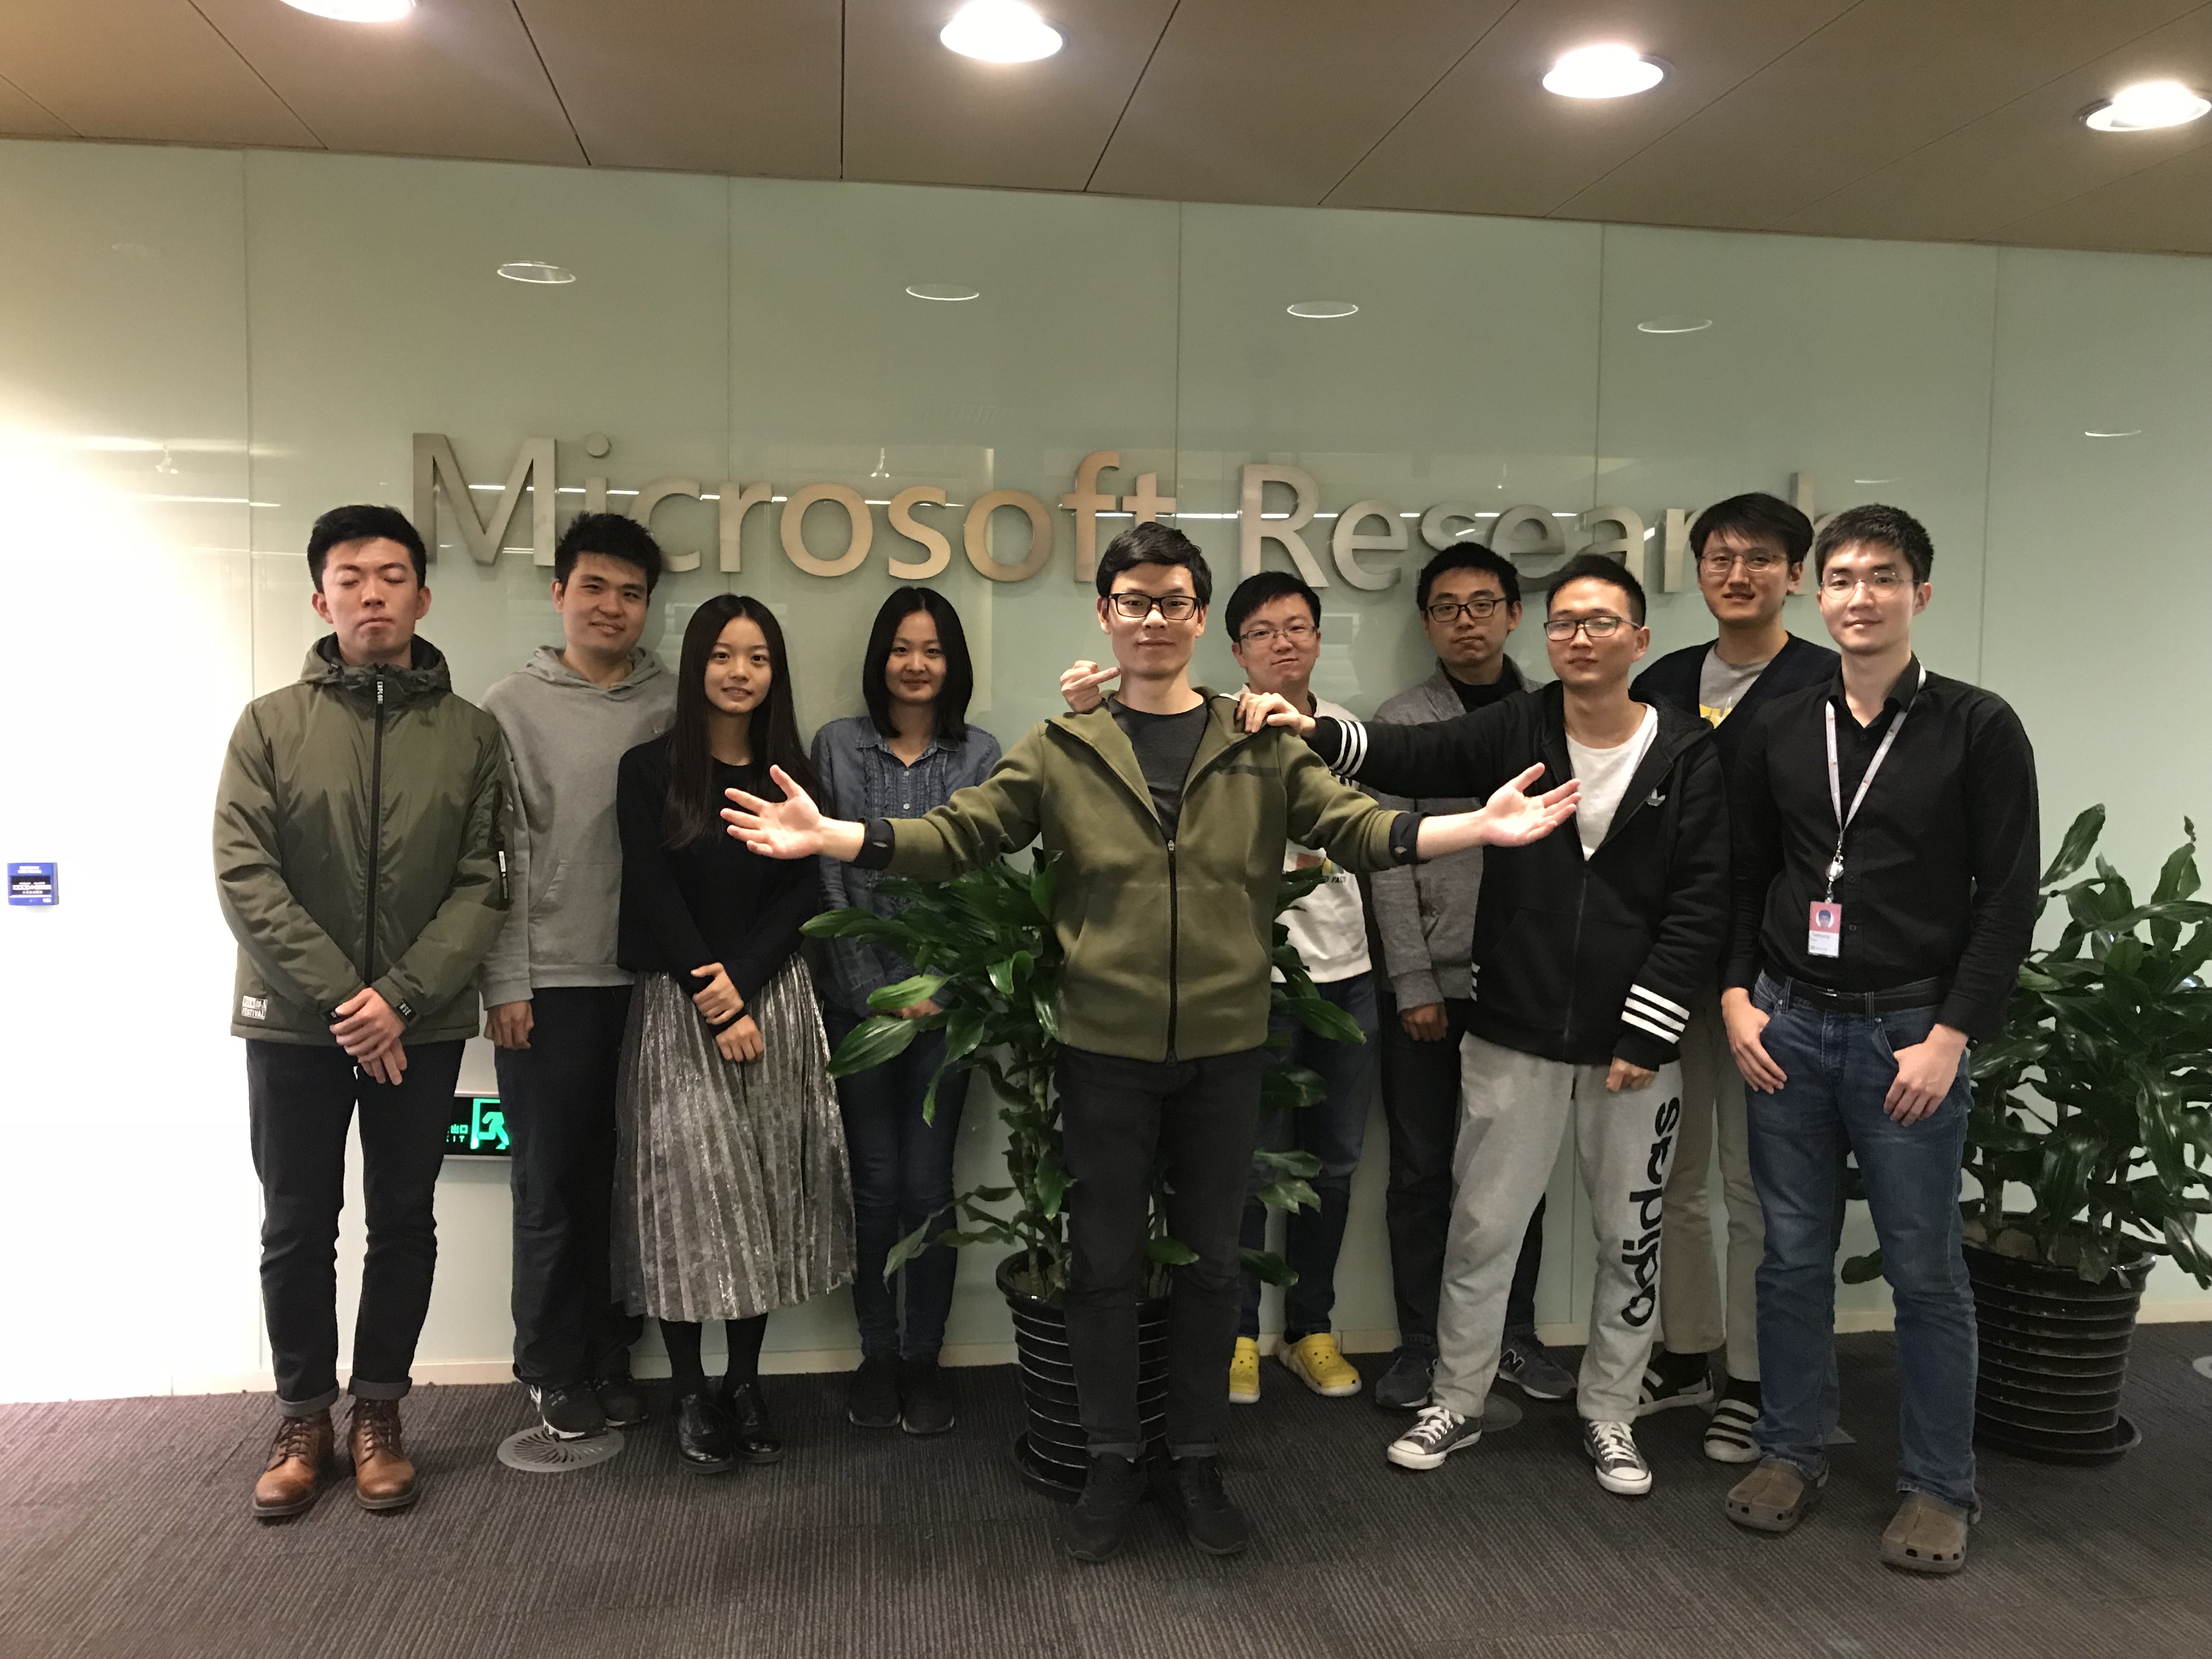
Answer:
[{"xmin": 216, "ymin": 485, "xmax": 2038, "ymax": 1581}]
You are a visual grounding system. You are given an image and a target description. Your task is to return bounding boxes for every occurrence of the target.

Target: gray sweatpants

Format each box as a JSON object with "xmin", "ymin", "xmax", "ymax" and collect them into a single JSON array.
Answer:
[{"xmin": 1430, "ymin": 1032, "xmax": 1684, "ymax": 1424}]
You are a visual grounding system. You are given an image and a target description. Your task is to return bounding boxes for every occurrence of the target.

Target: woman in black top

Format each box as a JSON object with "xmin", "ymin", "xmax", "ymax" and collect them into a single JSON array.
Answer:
[{"xmin": 614, "ymin": 594, "xmax": 854, "ymax": 1472}]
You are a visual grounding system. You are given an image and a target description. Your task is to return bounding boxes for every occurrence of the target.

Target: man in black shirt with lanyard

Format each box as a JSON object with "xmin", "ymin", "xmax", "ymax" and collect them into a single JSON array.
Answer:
[{"xmin": 1719, "ymin": 504, "xmax": 2039, "ymax": 1576}]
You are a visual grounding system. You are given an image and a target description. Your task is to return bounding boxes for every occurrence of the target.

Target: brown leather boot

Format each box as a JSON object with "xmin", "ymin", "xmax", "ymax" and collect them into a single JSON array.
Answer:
[
  {"xmin": 251, "ymin": 1410, "xmax": 334, "ymax": 1519},
  {"xmin": 347, "ymin": 1398, "xmax": 419, "ymax": 1511}
]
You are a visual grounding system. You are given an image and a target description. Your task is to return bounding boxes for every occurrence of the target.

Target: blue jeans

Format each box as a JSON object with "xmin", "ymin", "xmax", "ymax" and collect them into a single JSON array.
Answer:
[
  {"xmin": 1745, "ymin": 974, "xmax": 1979, "ymax": 1510},
  {"xmin": 824, "ymin": 1010, "xmax": 963, "ymax": 1359},
  {"xmin": 1238, "ymin": 972, "xmax": 1378, "ymax": 1342}
]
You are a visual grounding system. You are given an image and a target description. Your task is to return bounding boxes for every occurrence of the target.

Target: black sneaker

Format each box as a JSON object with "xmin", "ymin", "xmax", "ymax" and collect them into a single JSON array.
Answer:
[
  {"xmin": 1372, "ymin": 1347, "xmax": 1435, "ymax": 1411},
  {"xmin": 847, "ymin": 1353, "xmax": 902, "ymax": 1430},
  {"xmin": 1064, "ymin": 1453, "xmax": 1147, "ymax": 1562},
  {"xmin": 1152, "ymin": 1454, "xmax": 1250, "ymax": 1556},
  {"xmin": 1637, "ymin": 1350, "xmax": 1717, "ymax": 1418},
  {"xmin": 1497, "ymin": 1332, "xmax": 1577, "ymax": 1402},
  {"xmin": 673, "ymin": 1391, "xmax": 735, "ymax": 1474},
  {"xmin": 720, "ymin": 1379, "xmax": 784, "ymax": 1464},
  {"xmin": 529, "ymin": 1382, "xmax": 607, "ymax": 1441},
  {"xmin": 592, "ymin": 1374, "xmax": 648, "ymax": 1429},
  {"xmin": 900, "ymin": 1356, "xmax": 956, "ymax": 1437}
]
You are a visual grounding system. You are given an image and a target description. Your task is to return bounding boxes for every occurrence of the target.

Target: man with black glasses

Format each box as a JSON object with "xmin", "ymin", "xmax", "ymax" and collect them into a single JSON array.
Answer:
[
  {"xmin": 1719, "ymin": 505, "xmax": 2038, "ymax": 1576},
  {"xmin": 1632, "ymin": 494, "xmax": 1834, "ymax": 1459}
]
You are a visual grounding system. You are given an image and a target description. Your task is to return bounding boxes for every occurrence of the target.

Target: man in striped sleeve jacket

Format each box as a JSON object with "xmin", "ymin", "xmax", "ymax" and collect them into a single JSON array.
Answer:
[{"xmin": 1238, "ymin": 555, "xmax": 1730, "ymax": 1498}]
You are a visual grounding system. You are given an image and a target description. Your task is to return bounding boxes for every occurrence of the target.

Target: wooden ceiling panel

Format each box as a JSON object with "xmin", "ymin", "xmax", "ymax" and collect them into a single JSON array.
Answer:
[
  {"xmin": 1085, "ymin": 0, "xmax": 1514, "ymax": 207},
  {"xmin": 0, "ymin": 73, "xmax": 73, "ymax": 139},
  {"xmin": 842, "ymin": 0, "xmax": 1178, "ymax": 191},
  {"xmin": 516, "ymin": 0, "xmax": 839, "ymax": 177},
  {"xmin": 1555, "ymin": 0, "xmax": 2204, "ymax": 231},
  {"xmin": 0, "ymin": 0, "xmax": 317, "ymax": 148},
  {"xmin": 1982, "ymin": 142, "xmax": 2212, "ymax": 254},
  {"xmin": 194, "ymin": 0, "xmax": 581, "ymax": 165},
  {"xmin": 1329, "ymin": 0, "xmax": 1851, "ymax": 218}
]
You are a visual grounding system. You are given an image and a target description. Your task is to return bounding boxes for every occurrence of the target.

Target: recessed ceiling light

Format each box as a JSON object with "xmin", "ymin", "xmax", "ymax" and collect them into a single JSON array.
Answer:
[
  {"xmin": 1852, "ymin": 477, "xmax": 1900, "ymax": 485},
  {"xmin": 2083, "ymin": 428, "xmax": 2142, "ymax": 438},
  {"xmin": 1635, "ymin": 314, "xmax": 1711, "ymax": 334},
  {"xmin": 1286, "ymin": 301, "xmax": 1358, "ymax": 319},
  {"xmin": 2081, "ymin": 81, "xmax": 2210, "ymax": 132},
  {"xmin": 497, "ymin": 261, "xmax": 575, "ymax": 284},
  {"xmin": 281, "ymin": 0, "xmax": 415, "ymax": 20},
  {"xmin": 941, "ymin": 2, "xmax": 1063, "ymax": 64},
  {"xmin": 906, "ymin": 283, "xmax": 980, "ymax": 301},
  {"xmin": 1543, "ymin": 44, "xmax": 1666, "ymax": 99}
]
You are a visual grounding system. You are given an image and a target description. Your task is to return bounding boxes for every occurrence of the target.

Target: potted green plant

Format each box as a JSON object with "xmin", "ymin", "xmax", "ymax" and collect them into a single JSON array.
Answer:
[
  {"xmin": 804, "ymin": 854, "xmax": 1358, "ymax": 1493},
  {"xmin": 1959, "ymin": 806, "xmax": 2212, "ymax": 1462}
]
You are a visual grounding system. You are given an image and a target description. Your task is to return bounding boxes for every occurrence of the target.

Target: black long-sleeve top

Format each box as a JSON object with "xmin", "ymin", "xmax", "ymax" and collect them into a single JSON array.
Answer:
[
  {"xmin": 1725, "ymin": 657, "xmax": 2039, "ymax": 1040},
  {"xmin": 614, "ymin": 739, "xmax": 818, "ymax": 1012}
]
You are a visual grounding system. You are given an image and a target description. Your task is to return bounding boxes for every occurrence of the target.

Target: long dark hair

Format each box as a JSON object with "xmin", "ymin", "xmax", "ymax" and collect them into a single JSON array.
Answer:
[
  {"xmin": 662, "ymin": 594, "xmax": 821, "ymax": 849},
  {"xmin": 861, "ymin": 586, "xmax": 974, "ymax": 743}
]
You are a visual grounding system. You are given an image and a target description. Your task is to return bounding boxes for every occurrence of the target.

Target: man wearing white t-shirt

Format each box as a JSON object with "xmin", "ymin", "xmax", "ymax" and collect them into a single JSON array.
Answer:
[
  {"xmin": 1238, "ymin": 555, "xmax": 1730, "ymax": 1497},
  {"xmin": 1218, "ymin": 572, "xmax": 1383, "ymax": 1405}
]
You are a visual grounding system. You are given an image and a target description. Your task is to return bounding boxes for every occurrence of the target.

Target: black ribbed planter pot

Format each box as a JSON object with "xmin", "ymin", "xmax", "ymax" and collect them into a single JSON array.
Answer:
[
  {"xmin": 998, "ymin": 1254, "xmax": 1169, "ymax": 1499},
  {"xmin": 1966, "ymin": 1240, "xmax": 2149, "ymax": 1466}
]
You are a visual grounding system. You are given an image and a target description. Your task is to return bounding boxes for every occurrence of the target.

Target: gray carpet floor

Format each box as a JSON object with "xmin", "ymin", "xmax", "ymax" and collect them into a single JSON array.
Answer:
[{"xmin": 3, "ymin": 1326, "xmax": 2209, "ymax": 1659}]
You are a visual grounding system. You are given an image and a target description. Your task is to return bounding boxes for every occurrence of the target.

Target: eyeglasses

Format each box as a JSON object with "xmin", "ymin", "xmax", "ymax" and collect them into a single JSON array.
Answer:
[
  {"xmin": 1237, "ymin": 621, "xmax": 1316, "ymax": 647},
  {"xmin": 1108, "ymin": 592, "xmax": 1200, "ymax": 621},
  {"xmin": 1423, "ymin": 596, "xmax": 1510, "ymax": 623},
  {"xmin": 1698, "ymin": 548, "xmax": 1788, "ymax": 575},
  {"xmin": 1819, "ymin": 569, "xmax": 1909, "ymax": 596},
  {"xmin": 1541, "ymin": 614, "xmax": 1632, "ymax": 642}
]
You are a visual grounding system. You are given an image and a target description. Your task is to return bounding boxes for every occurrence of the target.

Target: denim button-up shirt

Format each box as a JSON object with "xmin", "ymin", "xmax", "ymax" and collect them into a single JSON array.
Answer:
[{"xmin": 809, "ymin": 714, "xmax": 1003, "ymax": 1016}]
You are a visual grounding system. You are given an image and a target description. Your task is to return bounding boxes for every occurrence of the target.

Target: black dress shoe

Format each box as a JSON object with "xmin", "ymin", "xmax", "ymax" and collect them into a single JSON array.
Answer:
[
  {"xmin": 673, "ymin": 1391, "xmax": 735, "ymax": 1474},
  {"xmin": 592, "ymin": 1374, "xmax": 648, "ymax": 1429},
  {"xmin": 847, "ymin": 1353, "xmax": 901, "ymax": 1430},
  {"xmin": 1064, "ymin": 1453, "xmax": 1147, "ymax": 1563},
  {"xmin": 719, "ymin": 1379, "xmax": 785, "ymax": 1464},
  {"xmin": 1153, "ymin": 1453, "xmax": 1250, "ymax": 1556},
  {"xmin": 900, "ymin": 1357, "xmax": 956, "ymax": 1436}
]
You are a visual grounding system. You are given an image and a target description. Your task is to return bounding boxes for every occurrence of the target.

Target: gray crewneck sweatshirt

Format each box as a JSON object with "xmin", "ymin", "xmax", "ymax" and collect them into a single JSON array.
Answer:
[{"xmin": 478, "ymin": 645, "xmax": 676, "ymax": 1008}]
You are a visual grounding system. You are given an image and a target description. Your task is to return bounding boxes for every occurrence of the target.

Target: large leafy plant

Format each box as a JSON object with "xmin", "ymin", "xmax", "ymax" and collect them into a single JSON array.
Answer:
[{"xmin": 803, "ymin": 854, "xmax": 1361, "ymax": 1301}]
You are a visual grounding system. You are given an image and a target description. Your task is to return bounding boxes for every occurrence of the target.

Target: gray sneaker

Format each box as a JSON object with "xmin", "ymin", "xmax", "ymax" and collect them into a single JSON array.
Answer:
[
  {"xmin": 1496, "ymin": 1333, "xmax": 1575, "ymax": 1401},
  {"xmin": 1372, "ymin": 1347, "xmax": 1435, "ymax": 1410}
]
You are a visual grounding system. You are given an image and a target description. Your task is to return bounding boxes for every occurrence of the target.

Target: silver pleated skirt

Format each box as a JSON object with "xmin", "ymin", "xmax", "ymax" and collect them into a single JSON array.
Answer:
[{"xmin": 613, "ymin": 958, "xmax": 855, "ymax": 1322}]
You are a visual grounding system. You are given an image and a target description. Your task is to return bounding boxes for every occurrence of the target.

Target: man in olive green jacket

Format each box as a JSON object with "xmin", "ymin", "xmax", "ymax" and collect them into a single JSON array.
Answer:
[
  {"xmin": 213, "ymin": 504, "xmax": 509, "ymax": 1521},
  {"xmin": 725, "ymin": 524, "xmax": 1575, "ymax": 1565}
]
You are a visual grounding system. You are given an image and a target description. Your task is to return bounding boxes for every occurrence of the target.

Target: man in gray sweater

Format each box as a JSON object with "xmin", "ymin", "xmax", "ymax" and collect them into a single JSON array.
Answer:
[
  {"xmin": 1367, "ymin": 545, "xmax": 1573, "ymax": 1410},
  {"xmin": 479, "ymin": 514, "xmax": 675, "ymax": 1441}
]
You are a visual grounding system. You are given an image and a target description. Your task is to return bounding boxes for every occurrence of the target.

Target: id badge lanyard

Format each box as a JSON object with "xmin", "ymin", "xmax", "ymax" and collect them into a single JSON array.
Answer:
[{"xmin": 1821, "ymin": 663, "xmax": 1927, "ymax": 901}]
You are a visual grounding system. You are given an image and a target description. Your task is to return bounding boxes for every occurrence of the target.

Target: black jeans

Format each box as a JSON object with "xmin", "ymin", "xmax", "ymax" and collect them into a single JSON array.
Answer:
[
  {"xmin": 1377, "ymin": 993, "xmax": 1545, "ymax": 1352},
  {"xmin": 496, "ymin": 986, "xmax": 642, "ymax": 1390},
  {"xmin": 1058, "ymin": 1045, "xmax": 1266, "ymax": 1460},
  {"xmin": 825, "ymin": 1009, "xmax": 965, "ymax": 1359},
  {"xmin": 246, "ymin": 1038, "xmax": 464, "ymax": 1415}
]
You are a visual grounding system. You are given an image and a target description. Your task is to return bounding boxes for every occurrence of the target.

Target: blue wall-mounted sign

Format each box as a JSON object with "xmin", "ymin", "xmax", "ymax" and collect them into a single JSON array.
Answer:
[{"xmin": 8, "ymin": 864, "xmax": 57, "ymax": 906}]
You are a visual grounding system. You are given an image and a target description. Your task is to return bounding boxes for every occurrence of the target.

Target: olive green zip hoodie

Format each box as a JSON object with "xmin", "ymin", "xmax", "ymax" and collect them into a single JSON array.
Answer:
[
  {"xmin": 213, "ymin": 635, "xmax": 511, "ymax": 1045},
  {"xmin": 884, "ymin": 692, "xmax": 1412, "ymax": 1062}
]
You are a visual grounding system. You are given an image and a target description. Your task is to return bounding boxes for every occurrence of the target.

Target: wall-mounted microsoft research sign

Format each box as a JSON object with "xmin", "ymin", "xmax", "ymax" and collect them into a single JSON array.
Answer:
[{"xmin": 414, "ymin": 434, "xmax": 1829, "ymax": 597}]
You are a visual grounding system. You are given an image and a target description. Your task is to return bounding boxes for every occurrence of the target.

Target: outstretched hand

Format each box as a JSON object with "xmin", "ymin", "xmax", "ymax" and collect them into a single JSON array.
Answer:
[
  {"xmin": 1235, "ymin": 688, "xmax": 1314, "ymax": 736},
  {"xmin": 1472, "ymin": 763, "xmax": 1581, "ymax": 847},
  {"xmin": 723, "ymin": 767, "xmax": 826, "ymax": 860}
]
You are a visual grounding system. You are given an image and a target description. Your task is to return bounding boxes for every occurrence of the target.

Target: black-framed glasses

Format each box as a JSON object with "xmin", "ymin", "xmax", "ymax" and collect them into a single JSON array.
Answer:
[
  {"xmin": 1108, "ymin": 592, "xmax": 1200, "ymax": 621},
  {"xmin": 1698, "ymin": 548, "xmax": 1788, "ymax": 575},
  {"xmin": 1237, "ymin": 620, "xmax": 1316, "ymax": 646},
  {"xmin": 1541, "ymin": 614, "xmax": 1632, "ymax": 641},
  {"xmin": 1423, "ymin": 596, "xmax": 1509, "ymax": 623}
]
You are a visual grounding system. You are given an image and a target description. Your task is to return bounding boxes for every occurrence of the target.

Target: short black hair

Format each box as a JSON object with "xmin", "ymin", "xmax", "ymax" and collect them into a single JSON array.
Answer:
[
  {"xmin": 862, "ymin": 586, "xmax": 975, "ymax": 744},
  {"xmin": 1415, "ymin": 543, "xmax": 1520, "ymax": 612},
  {"xmin": 1689, "ymin": 492, "xmax": 1813, "ymax": 566},
  {"xmin": 1224, "ymin": 570, "xmax": 1319, "ymax": 641},
  {"xmin": 555, "ymin": 512, "xmax": 664, "ymax": 593},
  {"xmin": 1546, "ymin": 553, "xmax": 1647, "ymax": 625},
  {"xmin": 1096, "ymin": 521, "xmax": 1212, "ymax": 607},
  {"xmin": 1814, "ymin": 503, "xmax": 1934, "ymax": 585},
  {"xmin": 308, "ymin": 504, "xmax": 426, "ymax": 590}
]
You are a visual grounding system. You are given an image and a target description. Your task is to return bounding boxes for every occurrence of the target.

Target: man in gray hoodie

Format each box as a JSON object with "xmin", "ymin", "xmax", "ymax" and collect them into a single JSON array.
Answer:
[{"xmin": 479, "ymin": 514, "xmax": 675, "ymax": 1440}]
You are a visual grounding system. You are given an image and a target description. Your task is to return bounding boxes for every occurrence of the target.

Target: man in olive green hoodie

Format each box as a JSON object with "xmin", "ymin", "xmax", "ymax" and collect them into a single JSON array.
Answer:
[
  {"xmin": 725, "ymin": 524, "xmax": 1576, "ymax": 1565},
  {"xmin": 213, "ymin": 504, "xmax": 509, "ymax": 1520}
]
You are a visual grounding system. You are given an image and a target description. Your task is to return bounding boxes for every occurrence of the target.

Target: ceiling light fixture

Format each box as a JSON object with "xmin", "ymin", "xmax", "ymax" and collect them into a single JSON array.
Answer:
[
  {"xmin": 2081, "ymin": 81, "xmax": 2210, "ymax": 131},
  {"xmin": 906, "ymin": 283, "xmax": 980, "ymax": 301},
  {"xmin": 1543, "ymin": 44, "xmax": 1666, "ymax": 99},
  {"xmin": 941, "ymin": 2, "xmax": 1063, "ymax": 64},
  {"xmin": 2083, "ymin": 428, "xmax": 2142, "ymax": 438},
  {"xmin": 1635, "ymin": 314, "xmax": 1711, "ymax": 334},
  {"xmin": 1286, "ymin": 301, "xmax": 1358, "ymax": 319},
  {"xmin": 281, "ymin": 0, "xmax": 416, "ymax": 21},
  {"xmin": 497, "ymin": 261, "xmax": 575, "ymax": 284}
]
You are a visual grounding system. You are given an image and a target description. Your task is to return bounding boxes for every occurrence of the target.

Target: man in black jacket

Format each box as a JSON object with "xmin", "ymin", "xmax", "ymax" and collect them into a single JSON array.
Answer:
[
  {"xmin": 1243, "ymin": 555, "xmax": 1730, "ymax": 1499},
  {"xmin": 1630, "ymin": 493, "xmax": 1835, "ymax": 1459}
]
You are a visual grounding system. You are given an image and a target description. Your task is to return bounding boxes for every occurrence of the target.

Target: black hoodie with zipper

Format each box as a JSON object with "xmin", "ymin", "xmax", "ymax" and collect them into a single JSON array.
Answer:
[{"xmin": 1312, "ymin": 681, "xmax": 1729, "ymax": 1070}]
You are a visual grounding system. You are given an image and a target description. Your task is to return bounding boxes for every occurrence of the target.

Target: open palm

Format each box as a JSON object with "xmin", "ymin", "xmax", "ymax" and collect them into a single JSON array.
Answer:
[
  {"xmin": 722, "ymin": 766, "xmax": 825, "ymax": 860},
  {"xmin": 1477, "ymin": 764, "xmax": 1581, "ymax": 847}
]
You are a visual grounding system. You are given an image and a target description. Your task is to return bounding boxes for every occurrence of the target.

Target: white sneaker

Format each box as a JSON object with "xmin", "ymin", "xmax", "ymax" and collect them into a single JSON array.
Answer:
[
  {"xmin": 1386, "ymin": 1404, "xmax": 1482, "ymax": 1471},
  {"xmin": 1583, "ymin": 1419, "xmax": 1652, "ymax": 1496},
  {"xmin": 1704, "ymin": 1395, "xmax": 1761, "ymax": 1464}
]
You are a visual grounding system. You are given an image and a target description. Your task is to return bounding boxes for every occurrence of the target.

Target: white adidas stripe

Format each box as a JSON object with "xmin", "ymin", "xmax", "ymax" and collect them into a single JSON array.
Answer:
[
  {"xmin": 1628, "ymin": 983, "xmax": 1690, "ymax": 1020},
  {"xmin": 1334, "ymin": 717, "xmax": 1367, "ymax": 779},
  {"xmin": 1621, "ymin": 1010, "xmax": 1678, "ymax": 1043},
  {"xmin": 1623, "ymin": 991, "xmax": 1687, "ymax": 1034}
]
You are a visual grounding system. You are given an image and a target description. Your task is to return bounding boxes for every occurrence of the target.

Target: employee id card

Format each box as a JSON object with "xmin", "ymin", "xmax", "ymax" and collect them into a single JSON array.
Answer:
[{"xmin": 1808, "ymin": 901, "xmax": 1843, "ymax": 958}]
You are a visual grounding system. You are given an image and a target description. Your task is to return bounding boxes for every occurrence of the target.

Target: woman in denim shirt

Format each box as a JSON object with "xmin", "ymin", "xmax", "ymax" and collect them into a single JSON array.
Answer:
[{"xmin": 810, "ymin": 588, "xmax": 1001, "ymax": 1438}]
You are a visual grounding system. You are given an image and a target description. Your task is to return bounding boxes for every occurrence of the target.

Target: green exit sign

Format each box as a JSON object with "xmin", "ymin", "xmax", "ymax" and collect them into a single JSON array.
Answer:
[{"xmin": 447, "ymin": 1095, "xmax": 510, "ymax": 1156}]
